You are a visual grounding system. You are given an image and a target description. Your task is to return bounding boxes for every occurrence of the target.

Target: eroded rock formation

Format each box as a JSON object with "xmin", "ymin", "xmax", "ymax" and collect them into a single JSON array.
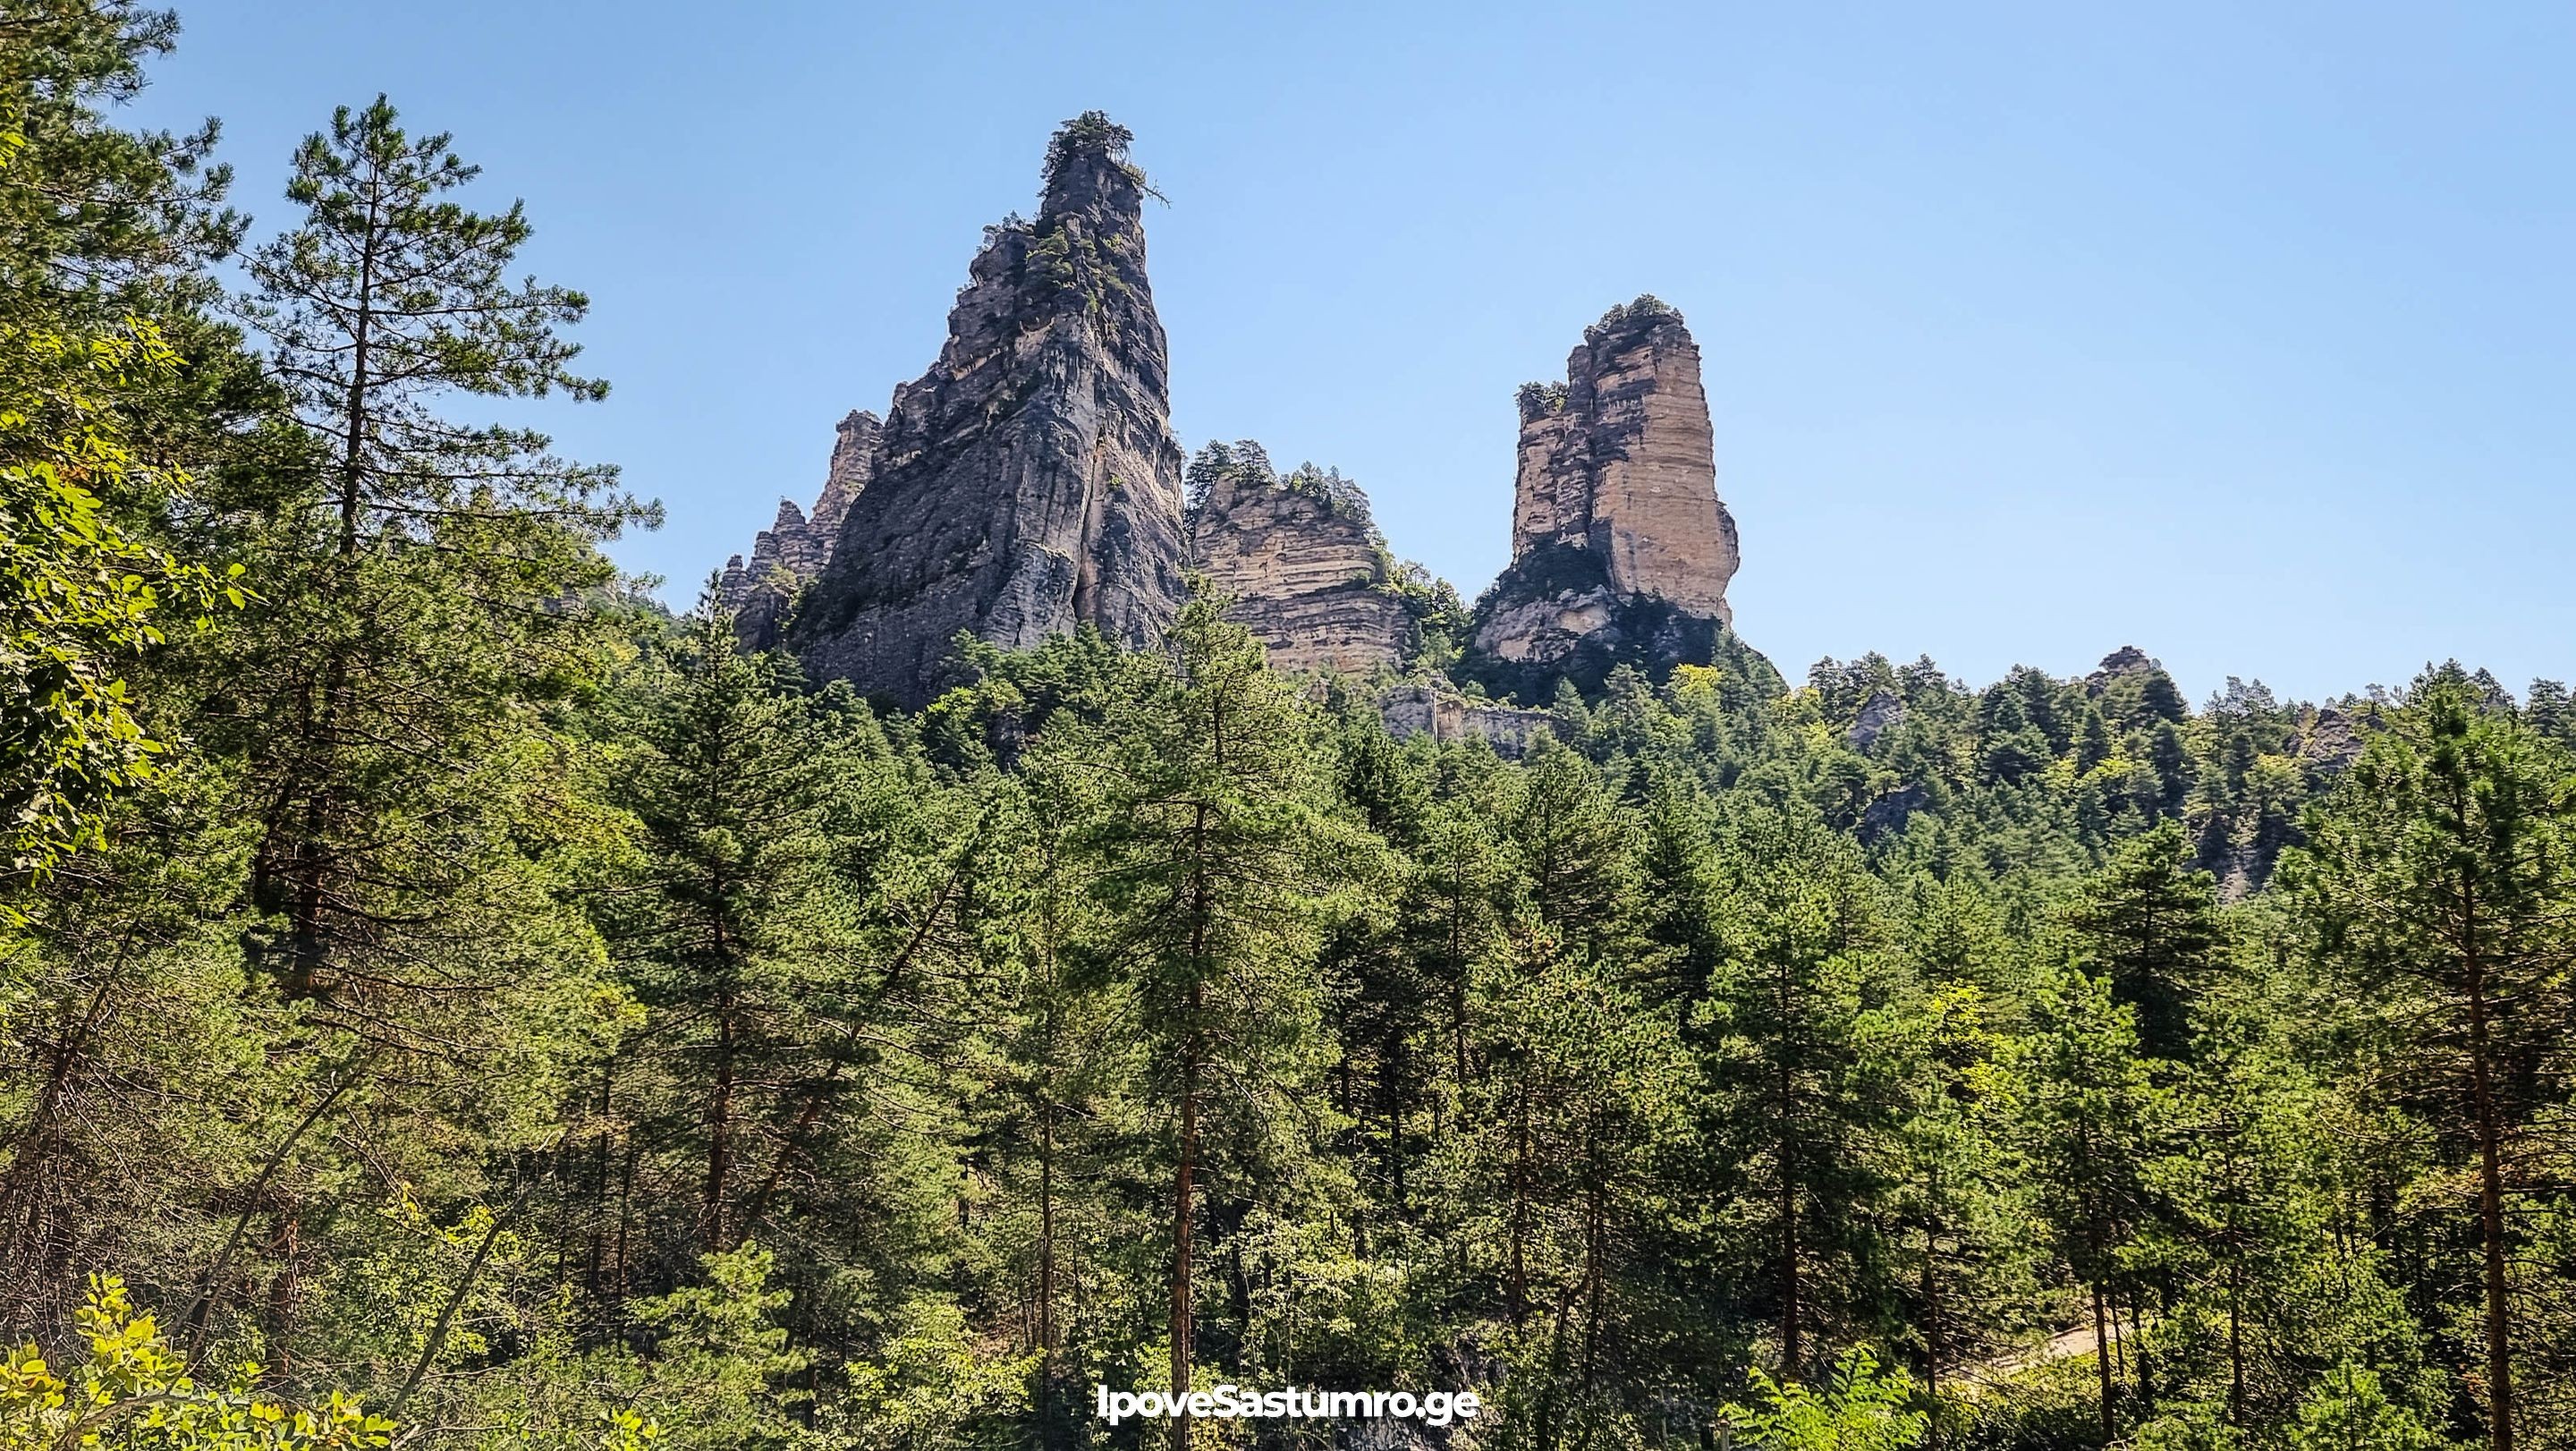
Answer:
[
  {"xmin": 716, "ymin": 498, "xmax": 817, "ymax": 645},
  {"xmin": 1186, "ymin": 441, "xmax": 1414, "ymax": 675},
  {"xmin": 1464, "ymin": 297, "xmax": 1743, "ymax": 699},
  {"xmin": 809, "ymin": 409, "xmax": 878, "ymax": 549},
  {"xmin": 1508, "ymin": 297, "xmax": 1738, "ymax": 620},
  {"xmin": 791, "ymin": 114, "xmax": 1189, "ymax": 706},
  {"xmin": 718, "ymin": 410, "xmax": 885, "ymax": 644},
  {"xmin": 1847, "ymin": 691, "xmax": 1905, "ymax": 752}
]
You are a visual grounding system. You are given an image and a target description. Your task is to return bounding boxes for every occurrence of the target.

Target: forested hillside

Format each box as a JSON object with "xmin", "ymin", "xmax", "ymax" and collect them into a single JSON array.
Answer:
[{"xmin": 9, "ymin": 8, "xmax": 2576, "ymax": 1451}]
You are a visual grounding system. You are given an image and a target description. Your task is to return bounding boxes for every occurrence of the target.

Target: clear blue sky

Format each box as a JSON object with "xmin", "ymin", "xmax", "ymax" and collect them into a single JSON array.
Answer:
[{"xmin": 125, "ymin": 1, "xmax": 2574, "ymax": 702}]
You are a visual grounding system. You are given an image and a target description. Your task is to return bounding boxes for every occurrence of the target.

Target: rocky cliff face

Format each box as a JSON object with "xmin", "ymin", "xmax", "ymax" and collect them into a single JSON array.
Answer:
[
  {"xmin": 1186, "ymin": 441, "xmax": 1414, "ymax": 675},
  {"xmin": 718, "ymin": 409, "xmax": 884, "ymax": 645},
  {"xmin": 1507, "ymin": 297, "xmax": 1738, "ymax": 621},
  {"xmin": 809, "ymin": 409, "xmax": 879, "ymax": 548},
  {"xmin": 1464, "ymin": 298, "xmax": 1743, "ymax": 699},
  {"xmin": 790, "ymin": 114, "xmax": 1189, "ymax": 706},
  {"xmin": 716, "ymin": 498, "xmax": 817, "ymax": 646}
]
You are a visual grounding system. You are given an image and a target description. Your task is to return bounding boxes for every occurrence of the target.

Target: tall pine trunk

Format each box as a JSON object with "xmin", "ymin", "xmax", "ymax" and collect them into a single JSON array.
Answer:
[
  {"xmin": 1923, "ymin": 1216, "xmax": 1942, "ymax": 1451},
  {"xmin": 2089, "ymin": 1233, "xmax": 2114, "ymax": 1443},
  {"xmin": 1038, "ymin": 1097, "xmax": 1061, "ymax": 1451},
  {"xmin": 702, "ymin": 990, "xmax": 737, "ymax": 1253},
  {"xmin": 1777, "ymin": 1052, "xmax": 1801, "ymax": 1377},
  {"xmin": 1170, "ymin": 799, "xmax": 1211, "ymax": 1451},
  {"xmin": 2463, "ymin": 890, "xmax": 2515, "ymax": 1451},
  {"xmin": 1509, "ymin": 1084, "xmax": 1531, "ymax": 1330}
]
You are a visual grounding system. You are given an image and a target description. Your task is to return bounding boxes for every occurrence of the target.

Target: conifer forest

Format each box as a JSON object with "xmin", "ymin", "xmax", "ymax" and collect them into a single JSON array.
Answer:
[{"xmin": 6, "ymin": 6, "xmax": 2576, "ymax": 1451}]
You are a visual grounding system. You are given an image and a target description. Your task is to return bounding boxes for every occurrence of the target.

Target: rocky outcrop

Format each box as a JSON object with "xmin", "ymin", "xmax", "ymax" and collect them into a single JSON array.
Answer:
[
  {"xmin": 2083, "ymin": 645, "xmax": 2189, "ymax": 726},
  {"xmin": 717, "ymin": 498, "xmax": 816, "ymax": 645},
  {"xmin": 2299, "ymin": 706, "xmax": 2367, "ymax": 770},
  {"xmin": 1465, "ymin": 298, "xmax": 1744, "ymax": 700},
  {"xmin": 2087, "ymin": 645, "xmax": 2157, "ymax": 686},
  {"xmin": 1848, "ymin": 691, "xmax": 1905, "ymax": 752},
  {"xmin": 1378, "ymin": 683, "xmax": 1556, "ymax": 759},
  {"xmin": 718, "ymin": 410, "xmax": 884, "ymax": 645},
  {"xmin": 791, "ymin": 114, "xmax": 1189, "ymax": 707},
  {"xmin": 1859, "ymin": 783, "xmax": 1931, "ymax": 844},
  {"xmin": 809, "ymin": 409, "xmax": 879, "ymax": 549},
  {"xmin": 1508, "ymin": 297, "xmax": 1738, "ymax": 621},
  {"xmin": 1187, "ymin": 441, "xmax": 1413, "ymax": 675}
]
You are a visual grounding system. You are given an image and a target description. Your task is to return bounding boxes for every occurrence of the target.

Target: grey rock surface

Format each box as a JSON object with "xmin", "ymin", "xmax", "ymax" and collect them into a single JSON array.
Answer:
[
  {"xmin": 1848, "ymin": 690, "xmax": 1905, "ymax": 751},
  {"xmin": 716, "ymin": 410, "xmax": 886, "ymax": 647},
  {"xmin": 792, "ymin": 116, "xmax": 1189, "ymax": 707},
  {"xmin": 1378, "ymin": 682, "xmax": 1556, "ymax": 759}
]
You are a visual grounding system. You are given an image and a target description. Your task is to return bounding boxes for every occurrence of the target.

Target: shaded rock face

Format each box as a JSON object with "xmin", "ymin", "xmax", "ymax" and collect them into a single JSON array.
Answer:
[
  {"xmin": 1460, "ymin": 542, "xmax": 1732, "ymax": 702},
  {"xmin": 1847, "ymin": 691, "xmax": 1905, "ymax": 752},
  {"xmin": 792, "ymin": 115, "xmax": 1189, "ymax": 707},
  {"xmin": 1186, "ymin": 441, "xmax": 1412, "ymax": 675},
  {"xmin": 717, "ymin": 410, "xmax": 884, "ymax": 647},
  {"xmin": 1859, "ymin": 783, "xmax": 1931, "ymax": 844},
  {"xmin": 2300, "ymin": 706, "xmax": 2368, "ymax": 770},
  {"xmin": 1467, "ymin": 298, "xmax": 1742, "ymax": 699},
  {"xmin": 807, "ymin": 410, "xmax": 879, "ymax": 551},
  {"xmin": 2089, "ymin": 645, "xmax": 2156, "ymax": 683}
]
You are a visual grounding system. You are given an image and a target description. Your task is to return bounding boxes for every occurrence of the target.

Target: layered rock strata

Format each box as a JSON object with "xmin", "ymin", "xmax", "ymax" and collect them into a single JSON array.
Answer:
[
  {"xmin": 1466, "ymin": 297, "xmax": 1743, "ymax": 698},
  {"xmin": 791, "ymin": 114, "xmax": 1190, "ymax": 707},
  {"xmin": 1507, "ymin": 297, "xmax": 1738, "ymax": 621},
  {"xmin": 1186, "ymin": 441, "xmax": 1413, "ymax": 675},
  {"xmin": 808, "ymin": 409, "xmax": 878, "ymax": 548}
]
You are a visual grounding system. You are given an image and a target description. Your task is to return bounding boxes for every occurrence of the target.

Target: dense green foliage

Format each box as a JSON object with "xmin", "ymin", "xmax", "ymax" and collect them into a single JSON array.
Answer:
[{"xmin": 12, "ymin": 13, "xmax": 2576, "ymax": 1451}]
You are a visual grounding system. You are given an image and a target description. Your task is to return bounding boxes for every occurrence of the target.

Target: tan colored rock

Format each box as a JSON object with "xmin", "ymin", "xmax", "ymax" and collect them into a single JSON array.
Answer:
[
  {"xmin": 1188, "ymin": 444, "xmax": 1412, "ymax": 675},
  {"xmin": 1378, "ymin": 682, "xmax": 1555, "ymax": 759},
  {"xmin": 1508, "ymin": 297, "xmax": 1738, "ymax": 623},
  {"xmin": 1466, "ymin": 297, "xmax": 1744, "ymax": 698},
  {"xmin": 1472, "ymin": 585, "xmax": 1618, "ymax": 665}
]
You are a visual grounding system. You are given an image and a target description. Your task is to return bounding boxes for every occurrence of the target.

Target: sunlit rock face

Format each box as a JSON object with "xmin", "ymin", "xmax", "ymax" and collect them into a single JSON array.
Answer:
[
  {"xmin": 792, "ymin": 115, "xmax": 1188, "ymax": 707},
  {"xmin": 1186, "ymin": 442, "xmax": 1413, "ymax": 676},
  {"xmin": 1466, "ymin": 297, "xmax": 1744, "ymax": 698},
  {"xmin": 1505, "ymin": 297, "xmax": 1738, "ymax": 622}
]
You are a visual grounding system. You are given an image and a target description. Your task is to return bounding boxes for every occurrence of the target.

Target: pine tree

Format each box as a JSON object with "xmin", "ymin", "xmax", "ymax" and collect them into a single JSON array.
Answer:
[
  {"xmin": 604, "ymin": 598, "xmax": 864, "ymax": 1266},
  {"xmin": 1041, "ymin": 593, "xmax": 1377, "ymax": 1448},
  {"xmin": 2001, "ymin": 965, "xmax": 2164, "ymax": 1443},
  {"xmin": 1504, "ymin": 735, "xmax": 1637, "ymax": 960},
  {"xmin": 1700, "ymin": 805, "xmax": 1905, "ymax": 1377},
  {"xmin": 2282, "ymin": 679, "xmax": 2576, "ymax": 1451},
  {"xmin": 1886, "ymin": 979, "xmax": 2033, "ymax": 1447},
  {"xmin": 141, "ymin": 96, "xmax": 659, "ymax": 1361},
  {"xmin": 236, "ymin": 94, "xmax": 653, "ymax": 1002},
  {"xmin": 2065, "ymin": 821, "xmax": 2220, "ymax": 1062},
  {"xmin": 1462, "ymin": 919, "xmax": 1691, "ymax": 1430}
]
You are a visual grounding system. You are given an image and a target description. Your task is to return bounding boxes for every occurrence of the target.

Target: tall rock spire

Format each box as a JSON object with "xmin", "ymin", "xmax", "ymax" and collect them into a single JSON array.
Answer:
[
  {"xmin": 715, "ymin": 409, "xmax": 884, "ymax": 645},
  {"xmin": 1465, "ymin": 297, "xmax": 1747, "ymax": 698},
  {"xmin": 1507, "ymin": 297, "xmax": 1738, "ymax": 621},
  {"xmin": 808, "ymin": 409, "xmax": 880, "ymax": 549},
  {"xmin": 792, "ymin": 113, "xmax": 1189, "ymax": 706}
]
